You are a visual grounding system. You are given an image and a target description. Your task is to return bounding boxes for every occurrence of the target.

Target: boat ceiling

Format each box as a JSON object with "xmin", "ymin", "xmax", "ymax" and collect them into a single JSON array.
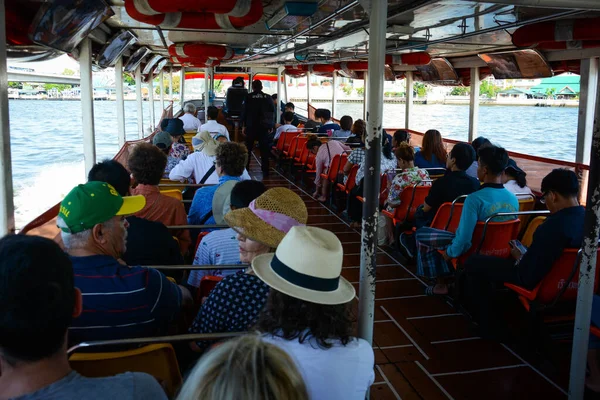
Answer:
[{"xmin": 7, "ymin": 0, "xmax": 600, "ymax": 73}]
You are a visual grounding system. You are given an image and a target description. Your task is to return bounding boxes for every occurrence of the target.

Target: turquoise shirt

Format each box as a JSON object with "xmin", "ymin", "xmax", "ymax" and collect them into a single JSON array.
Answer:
[{"xmin": 446, "ymin": 183, "xmax": 519, "ymax": 258}]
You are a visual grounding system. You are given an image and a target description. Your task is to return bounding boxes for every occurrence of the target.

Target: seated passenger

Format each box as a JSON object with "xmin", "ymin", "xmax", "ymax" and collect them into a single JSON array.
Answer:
[
  {"xmin": 188, "ymin": 142, "xmax": 248, "ymax": 226},
  {"xmin": 256, "ymin": 226, "xmax": 374, "ymax": 400},
  {"xmin": 307, "ymin": 134, "xmax": 350, "ymax": 202},
  {"xmin": 187, "ymin": 180, "xmax": 267, "ymax": 287},
  {"xmin": 88, "ymin": 160, "xmax": 183, "ymax": 269},
  {"xmin": 179, "ymin": 103, "xmax": 201, "ymax": 131},
  {"xmin": 0, "ymin": 235, "xmax": 167, "ymax": 400},
  {"xmin": 169, "ymin": 130, "xmax": 251, "ymax": 185},
  {"xmin": 129, "ymin": 143, "xmax": 191, "ymax": 254},
  {"xmin": 503, "ymin": 158, "xmax": 533, "ymax": 198},
  {"xmin": 164, "ymin": 118, "xmax": 191, "ymax": 166},
  {"xmin": 199, "ymin": 106, "xmax": 229, "ymax": 140},
  {"xmin": 279, "ymin": 102, "xmax": 300, "ymax": 127},
  {"xmin": 463, "ymin": 169, "xmax": 584, "ymax": 338},
  {"xmin": 465, "ymin": 136, "xmax": 491, "ymax": 178},
  {"xmin": 316, "ymin": 108, "xmax": 341, "ymax": 136},
  {"xmin": 344, "ymin": 119, "xmax": 366, "ymax": 147},
  {"xmin": 57, "ymin": 182, "xmax": 191, "ymax": 344},
  {"xmin": 414, "ymin": 129, "xmax": 447, "ymax": 169},
  {"xmin": 274, "ymin": 111, "xmax": 297, "ymax": 142},
  {"xmin": 415, "ymin": 145, "xmax": 519, "ymax": 296},
  {"xmin": 189, "ymin": 188, "xmax": 308, "ymax": 352},
  {"xmin": 332, "ymin": 115, "xmax": 353, "ymax": 141},
  {"xmin": 152, "ymin": 130, "xmax": 181, "ymax": 174},
  {"xmin": 385, "ymin": 143, "xmax": 430, "ymax": 211},
  {"xmin": 177, "ymin": 335, "xmax": 308, "ymax": 400}
]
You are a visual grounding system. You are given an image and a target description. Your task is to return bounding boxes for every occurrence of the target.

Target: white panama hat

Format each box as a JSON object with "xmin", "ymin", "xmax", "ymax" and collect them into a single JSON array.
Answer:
[{"xmin": 252, "ymin": 225, "xmax": 355, "ymax": 305}]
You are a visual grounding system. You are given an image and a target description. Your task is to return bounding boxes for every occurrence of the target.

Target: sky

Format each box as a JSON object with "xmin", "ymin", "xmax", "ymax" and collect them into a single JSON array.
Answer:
[{"xmin": 8, "ymin": 54, "xmax": 80, "ymax": 74}]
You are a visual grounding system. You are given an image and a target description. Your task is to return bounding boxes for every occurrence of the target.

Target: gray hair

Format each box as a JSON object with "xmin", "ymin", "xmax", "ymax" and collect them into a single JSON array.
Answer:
[
  {"xmin": 58, "ymin": 216, "xmax": 92, "ymax": 250},
  {"xmin": 184, "ymin": 103, "xmax": 196, "ymax": 114}
]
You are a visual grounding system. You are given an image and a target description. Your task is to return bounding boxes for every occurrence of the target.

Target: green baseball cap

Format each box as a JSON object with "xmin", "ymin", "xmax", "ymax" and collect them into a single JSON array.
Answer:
[{"xmin": 58, "ymin": 181, "xmax": 146, "ymax": 233}]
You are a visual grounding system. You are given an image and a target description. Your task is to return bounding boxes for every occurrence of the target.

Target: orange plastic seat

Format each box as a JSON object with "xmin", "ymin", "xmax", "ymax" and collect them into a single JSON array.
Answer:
[
  {"xmin": 70, "ymin": 344, "xmax": 181, "ymax": 398},
  {"xmin": 196, "ymin": 275, "xmax": 224, "ymax": 303},
  {"xmin": 592, "ymin": 326, "xmax": 600, "ymax": 338},
  {"xmin": 517, "ymin": 195, "xmax": 536, "ymax": 236},
  {"xmin": 382, "ymin": 183, "xmax": 431, "ymax": 227},
  {"xmin": 194, "ymin": 231, "xmax": 211, "ymax": 256},
  {"xmin": 520, "ymin": 216, "xmax": 546, "ymax": 247},
  {"xmin": 160, "ymin": 189, "xmax": 183, "ymax": 201}
]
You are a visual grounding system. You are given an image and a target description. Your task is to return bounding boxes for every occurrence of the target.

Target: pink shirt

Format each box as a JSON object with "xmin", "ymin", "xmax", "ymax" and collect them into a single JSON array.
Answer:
[{"xmin": 314, "ymin": 140, "xmax": 350, "ymax": 186}]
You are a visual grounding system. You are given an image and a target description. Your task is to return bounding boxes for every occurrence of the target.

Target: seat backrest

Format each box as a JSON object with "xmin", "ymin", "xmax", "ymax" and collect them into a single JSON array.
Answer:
[
  {"xmin": 160, "ymin": 189, "xmax": 183, "ymax": 201},
  {"xmin": 535, "ymin": 248, "xmax": 600, "ymax": 305},
  {"xmin": 430, "ymin": 202, "xmax": 464, "ymax": 233},
  {"xmin": 517, "ymin": 197, "xmax": 536, "ymax": 236},
  {"xmin": 294, "ymin": 137, "xmax": 308, "ymax": 159},
  {"xmin": 392, "ymin": 184, "xmax": 431, "ymax": 223},
  {"xmin": 199, "ymin": 275, "xmax": 224, "ymax": 300},
  {"xmin": 276, "ymin": 131, "xmax": 293, "ymax": 152},
  {"xmin": 457, "ymin": 218, "xmax": 521, "ymax": 264},
  {"xmin": 521, "ymin": 216, "xmax": 546, "ymax": 247},
  {"xmin": 70, "ymin": 344, "xmax": 181, "ymax": 398},
  {"xmin": 327, "ymin": 154, "xmax": 342, "ymax": 182},
  {"xmin": 281, "ymin": 131, "xmax": 298, "ymax": 152},
  {"xmin": 306, "ymin": 151, "xmax": 316, "ymax": 169},
  {"xmin": 287, "ymin": 136, "xmax": 299, "ymax": 157},
  {"xmin": 345, "ymin": 165, "xmax": 359, "ymax": 193}
]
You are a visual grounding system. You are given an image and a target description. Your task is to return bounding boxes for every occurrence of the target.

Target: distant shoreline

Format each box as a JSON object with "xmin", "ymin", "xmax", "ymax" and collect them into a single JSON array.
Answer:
[{"xmin": 291, "ymin": 97, "xmax": 579, "ymax": 107}]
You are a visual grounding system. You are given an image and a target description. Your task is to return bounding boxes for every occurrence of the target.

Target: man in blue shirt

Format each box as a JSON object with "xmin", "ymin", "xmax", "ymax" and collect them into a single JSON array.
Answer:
[
  {"xmin": 463, "ymin": 169, "xmax": 584, "ymax": 338},
  {"xmin": 316, "ymin": 108, "xmax": 341, "ymax": 136},
  {"xmin": 0, "ymin": 235, "xmax": 167, "ymax": 400},
  {"xmin": 57, "ymin": 182, "xmax": 191, "ymax": 344},
  {"xmin": 188, "ymin": 142, "xmax": 249, "ymax": 226},
  {"xmin": 414, "ymin": 145, "xmax": 519, "ymax": 296}
]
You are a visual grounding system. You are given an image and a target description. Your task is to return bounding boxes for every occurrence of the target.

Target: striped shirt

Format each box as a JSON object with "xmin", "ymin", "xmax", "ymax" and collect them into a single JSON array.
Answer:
[
  {"xmin": 188, "ymin": 228, "xmax": 244, "ymax": 288},
  {"xmin": 69, "ymin": 255, "xmax": 182, "ymax": 344}
]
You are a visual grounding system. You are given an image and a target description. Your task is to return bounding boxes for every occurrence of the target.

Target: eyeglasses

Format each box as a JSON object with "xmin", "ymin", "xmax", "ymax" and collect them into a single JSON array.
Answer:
[{"xmin": 540, "ymin": 191, "xmax": 549, "ymax": 204}]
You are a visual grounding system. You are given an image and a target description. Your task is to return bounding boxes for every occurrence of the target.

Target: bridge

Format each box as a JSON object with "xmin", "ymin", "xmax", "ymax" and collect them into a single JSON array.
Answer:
[{"xmin": 8, "ymin": 70, "xmax": 81, "ymax": 85}]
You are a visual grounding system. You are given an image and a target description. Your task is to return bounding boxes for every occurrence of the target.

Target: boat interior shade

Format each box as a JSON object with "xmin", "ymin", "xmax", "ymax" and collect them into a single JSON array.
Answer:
[
  {"xmin": 97, "ymin": 30, "xmax": 137, "ymax": 68},
  {"xmin": 124, "ymin": 47, "xmax": 150, "ymax": 73},
  {"xmin": 416, "ymin": 58, "xmax": 459, "ymax": 83},
  {"xmin": 479, "ymin": 49, "xmax": 553, "ymax": 79}
]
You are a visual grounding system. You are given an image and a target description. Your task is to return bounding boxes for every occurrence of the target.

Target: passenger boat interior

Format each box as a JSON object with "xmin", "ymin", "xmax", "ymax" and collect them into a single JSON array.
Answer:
[{"xmin": 5, "ymin": 0, "xmax": 600, "ymax": 399}]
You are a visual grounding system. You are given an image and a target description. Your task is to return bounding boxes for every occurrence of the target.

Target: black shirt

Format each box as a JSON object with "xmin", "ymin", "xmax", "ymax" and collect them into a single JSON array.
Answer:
[
  {"xmin": 241, "ymin": 90, "xmax": 275, "ymax": 130},
  {"xmin": 424, "ymin": 170, "xmax": 480, "ymax": 217},
  {"xmin": 519, "ymin": 206, "xmax": 585, "ymax": 288}
]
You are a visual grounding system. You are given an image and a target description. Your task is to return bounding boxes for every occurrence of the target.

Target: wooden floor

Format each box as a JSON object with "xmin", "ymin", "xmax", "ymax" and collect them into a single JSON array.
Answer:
[{"xmin": 248, "ymin": 153, "xmax": 575, "ymax": 400}]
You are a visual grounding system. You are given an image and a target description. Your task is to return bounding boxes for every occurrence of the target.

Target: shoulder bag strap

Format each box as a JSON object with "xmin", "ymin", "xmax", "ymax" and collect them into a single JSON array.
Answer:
[{"xmin": 199, "ymin": 165, "xmax": 216, "ymax": 184}]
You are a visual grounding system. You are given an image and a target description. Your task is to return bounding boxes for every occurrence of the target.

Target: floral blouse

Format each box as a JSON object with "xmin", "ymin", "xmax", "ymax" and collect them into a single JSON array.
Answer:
[
  {"xmin": 164, "ymin": 143, "xmax": 191, "ymax": 175},
  {"xmin": 385, "ymin": 167, "xmax": 430, "ymax": 211}
]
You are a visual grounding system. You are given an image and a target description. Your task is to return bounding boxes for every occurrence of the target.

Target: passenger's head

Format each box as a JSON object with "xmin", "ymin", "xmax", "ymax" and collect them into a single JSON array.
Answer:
[
  {"xmin": 421, "ymin": 129, "xmax": 446, "ymax": 163},
  {"xmin": 163, "ymin": 118, "xmax": 186, "ymax": 141},
  {"xmin": 471, "ymin": 136, "xmax": 491, "ymax": 155},
  {"xmin": 128, "ymin": 142, "xmax": 167, "ymax": 186},
  {"xmin": 393, "ymin": 130, "xmax": 410, "ymax": 147},
  {"xmin": 88, "ymin": 160, "xmax": 131, "ymax": 196},
  {"xmin": 305, "ymin": 134, "xmax": 322, "ymax": 155},
  {"xmin": 340, "ymin": 115, "xmax": 353, "ymax": 131},
  {"xmin": 57, "ymin": 181, "xmax": 145, "ymax": 258},
  {"xmin": 232, "ymin": 76, "xmax": 245, "ymax": 87},
  {"xmin": 284, "ymin": 102, "xmax": 295, "ymax": 112},
  {"xmin": 207, "ymin": 106, "xmax": 219, "ymax": 121},
  {"xmin": 503, "ymin": 158, "xmax": 527, "ymax": 188},
  {"xmin": 215, "ymin": 142, "xmax": 248, "ymax": 177},
  {"xmin": 541, "ymin": 169, "xmax": 579, "ymax": 213},
  {"xmin": 225, "ymin": 188, "xmax": 308, "ymax": 263},
  {"xmin": 447, "ymin": 143, "xmax": 476, "ymax": 171},
  {"xmin": 272, "ymin": 93, "xmax": 278, "ymax": 104},
  {"xmin": 283, "ymin": 111, "xmax": 294, "ymax": 124},
  {"xmin": 176, "ymin": 335, "xmax": 308, "ymax": 400},
  {"xmin": 254, "ymin": 226, "xmax": 355, "ymax": 348},
  {"xmin": 313, "ymin": 108, "xmax": 324, "ymax": 121},
  {"xmin": 477, "ymin": 145, "xmax": 509, "ymax": 182},
  {"xmin": 152, "ymin": 130, "xmax": 172, "ymax": 154},
  {"xmin": 316, "ymin": 108, "xmax": 331, "ymax": 123},
  {"xmin": 0, "ymin": 235, "xmax": 81, "ymax": 367},
  {"xmin": 395, "ymin": 143, "xmax": 415, "ymax": 169},
  {"xmin": 230, "ymin": 180, "xmax": 267, "ymax": 210},
  {"xmin": 184, "ymin": 103, "xmax": 196, "ymax": 115},
  {"xmin": 351, "ymin": 119, "xmax": 366, "ymax": 143},
  {"xmin": 252, "ymin": 80, "xmax": 263, "ymax": 92}
]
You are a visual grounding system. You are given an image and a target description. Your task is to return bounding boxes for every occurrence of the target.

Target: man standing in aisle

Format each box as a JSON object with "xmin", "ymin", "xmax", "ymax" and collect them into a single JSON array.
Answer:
[{"xmin": 241, "ymin": 80, "xmax": 275, "ymax": 177}]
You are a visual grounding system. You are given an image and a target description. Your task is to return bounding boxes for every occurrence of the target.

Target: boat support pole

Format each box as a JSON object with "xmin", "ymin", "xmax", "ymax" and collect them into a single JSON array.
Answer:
[
  {"xmin": 159, "ymin": 69, "xmax": 165, "ymax": 112},
  {"xmin": 135, "ymin": 65, "xmax": 144, "ymax": 138},
  {"xmin": 332, "ymin": 71, "xmax": 337, "ymax": 119},
  {"xmin": 307, "ymin": 71, "xmax": 311, "ymax": 113},
  {"xmin": 148, "ymin": 71, "xmax": 155, "ymax": 132},
  {"xmin": 204, "ymin": 67, "xmax": 210, "ymax": 120},
  {"xmin": 115, "ymin": 57, "xmax": 126, "ymax": 148},
  {"xmin": 568, "ymin": 61, "xmax": 600, "ymax": 400},
  {"xmin": 358, "ymin": 0, "xmax": 386, "ymax": 348},
  {"xmin": 80, "ymin": 38, "xmax": 96, "ymax": 175},
  {"xmin": 168, "ymin": 67, "xmax": 173, "ymax": 102},
  {"xmin": 468, "ymin": 67, "xmax": 479, "ymax": 143},
  {"xmin": 405, "ymin": 71, "xmax": 413, "ymax": 130},
  {"xmin": 0, "ymin": 0, "xmax": 15, "ymax": 235},
  {"xmin": 363, "ymin": 71, "xmax": 368, "ymax": 120},
  {"xmin": 576, "ymin": 58, "xmax": 599, "ymax": 165},
  {"xmin": 277, "ymin": 66, "xmax": 282, "ymax": 115},
  {"xmin": 283, "ymin": 71, "xmax": 289, "ymax": 104},
  {"xmin": 179, "ymin": 67, "xmax": 185, "ymax": 108}
]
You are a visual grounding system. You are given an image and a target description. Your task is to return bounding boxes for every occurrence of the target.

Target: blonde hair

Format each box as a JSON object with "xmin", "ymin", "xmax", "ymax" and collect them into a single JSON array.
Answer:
[{"xmin": 176, "ymin": 335, "xmax": 308, "ymax": 400}]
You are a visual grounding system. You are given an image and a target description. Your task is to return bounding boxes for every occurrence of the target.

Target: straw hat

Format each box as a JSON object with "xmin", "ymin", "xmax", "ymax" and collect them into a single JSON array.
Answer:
[
  {"xmin": 224, "ymin": 187, "xmax": 308, "ymax": 249},
  {"xmin": 252, "ymin": 226, "xmax": 355, "ymax": 305},
  {"xmin": 192, "ymin": 130, "xmax": 219, "ymax": 155}
]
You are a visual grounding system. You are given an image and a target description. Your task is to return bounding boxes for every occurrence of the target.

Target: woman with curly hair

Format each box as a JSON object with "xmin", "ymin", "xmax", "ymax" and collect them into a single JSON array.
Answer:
[
  {"xmin": 188, "ymin": 141, "xmax": 248, "ymax": 226},
  {"xmin": 129, "ymin": 142, "xmax": 191, "ymax": 254},
  {"xmin": 414, "ymin": 129, "xmax": 447, "ymax": 169},
  {"xmin": 253, "ymin": 226, "xmax": 374, "ymax": 400}
]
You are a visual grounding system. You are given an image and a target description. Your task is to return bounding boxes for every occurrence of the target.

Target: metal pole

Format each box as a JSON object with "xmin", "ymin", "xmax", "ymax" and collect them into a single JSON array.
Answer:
[
  {"xmin": 363, "ymin": 71, "xmax": 368, "ymax": 120},
  {"xmin": 204, "ymin": 67, "xmax": 210, "ymax": 118},
  {"xmin": 135, "ymin": 65, "xmax": 144, "ymax": 138},
  {"xmin": 0, "ymin": 0, "xmax": 15, "ymax": 235},
  {"xmin": 576, "ymin": 58, "xmax": 599, "ymax": 165},
  {"xmin": 332, "ymin": 71, "xmax": 337, "ymax": 119},
  {"xmin": 115, "ymin": 57, "xmax": 126, "ymax": 148},
  {"xmin": 358, "ymin": 0, "xmax": 387, "ymax": 346},
  {"xmin": 179, "ymin": 67, "xmax": 185, "ymax": 107},
  {"xmin": 80, "ymin": 38, "xmax": 96, "ymax": 175},
  {"xmin": 148, "ymin": 71, "xmax": 155, "ymax": 131},
  {"xmin": 569, "ymin": 62, "xmax": 600, "ymax": 400},
  {"xmin": 169, "ymin": 66, "xmax": 173, "ymax": 101},
  {"xmin": 277, "ymin": 66, "xmax": 282, "ymax": 115},
  {"xmin": 307, "ymin": 70, "xmax": 311, "ymax": 111},
  {"xmin": 283, "ymin": 73, "xmax": 289, "ymax": 104},
  {"xmin": 405, "ymin": 71, "xmax": 414, "ymax": 130},
  {"xmin": 468, "ymin": 67, "xmax": 480, "ymax": 143},
  {"xmin": 159, "ymin": 69, "xmax": 165, "ymax": 111}
]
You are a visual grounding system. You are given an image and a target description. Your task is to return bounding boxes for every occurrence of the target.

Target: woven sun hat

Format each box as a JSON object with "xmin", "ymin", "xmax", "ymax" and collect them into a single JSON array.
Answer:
[
  {"xmin": 224, "ymin": 187, "xmax": 308, "ymax": 249},
  {"xmin": 252, "ymin": 226, "xmax": 355, "ymax": 305}
]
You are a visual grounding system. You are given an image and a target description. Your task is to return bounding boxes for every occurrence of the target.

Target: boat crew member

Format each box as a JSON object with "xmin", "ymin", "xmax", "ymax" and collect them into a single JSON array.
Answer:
[
  {"xmin": 224, "ymin": 76, "xmax": 247, "ymax": 118},
  {"xmin": 241, "ymin": 80, "xmax": 275, "ymax": 177}
]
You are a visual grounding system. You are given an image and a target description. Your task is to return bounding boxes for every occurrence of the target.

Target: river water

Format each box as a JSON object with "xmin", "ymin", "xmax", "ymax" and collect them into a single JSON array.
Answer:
[{"xmin": 8, "ymin": 99, "xmax": 578, "ymax": 229}]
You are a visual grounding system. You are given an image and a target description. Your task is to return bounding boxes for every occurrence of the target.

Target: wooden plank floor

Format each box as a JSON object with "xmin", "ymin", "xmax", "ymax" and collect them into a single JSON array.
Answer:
[{"xmin": 249, "ymin": 155, "xmax": 570, "ymax": 400}]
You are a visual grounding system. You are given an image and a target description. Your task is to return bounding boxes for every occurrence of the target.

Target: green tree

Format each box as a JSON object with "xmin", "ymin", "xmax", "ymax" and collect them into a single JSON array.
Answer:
[
  {"xmin": 62, "ymin": 68, "xmax": 76, "ymax": 76},
  {"xmin": 123, "ymin": 73, "xmax": 135, "ymax": 86},
  {"xmin": 356, "ymin": 87, "xmax": 364, "ymax": 96},
  {"xmin": 414, "ymin": 82, "xmax": 428, "ymax": 97},
  {"xmin": 43, "ymin": 83, "xmax": 71, "ymax": 92},
  {"xmin": 480, "ymin": 80, "xmax": 500, "ymax": 98},
  {"xmin": 450, "ymin": 86, "xmax": 470, "ymax": 96},
  {"xmin": 8, "ymin": 82, "xmax": 22, "ymax": 89},
  {"xmin": 342, "ymin": 85, "xmax": 353, "ymax": 96},
  {"xmin": 545, "ymin": 87, "xmax": 556, "ymax": 98}
]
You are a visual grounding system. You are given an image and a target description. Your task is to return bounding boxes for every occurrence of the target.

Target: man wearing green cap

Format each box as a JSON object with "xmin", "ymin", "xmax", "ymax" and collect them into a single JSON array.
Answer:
[{"xmin": 57, "ymin": 182, "xmax": 191, "ymax": 344}]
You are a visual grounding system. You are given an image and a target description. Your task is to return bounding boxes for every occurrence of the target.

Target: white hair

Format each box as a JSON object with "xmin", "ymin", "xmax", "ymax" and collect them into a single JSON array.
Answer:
[
  {"xmin": 184, "ymin": 103, "xmax": 196, "ymax": 114},
  {"xmin": 58, "ymin": 216, "xmax": 93, "ymax": 250}
]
